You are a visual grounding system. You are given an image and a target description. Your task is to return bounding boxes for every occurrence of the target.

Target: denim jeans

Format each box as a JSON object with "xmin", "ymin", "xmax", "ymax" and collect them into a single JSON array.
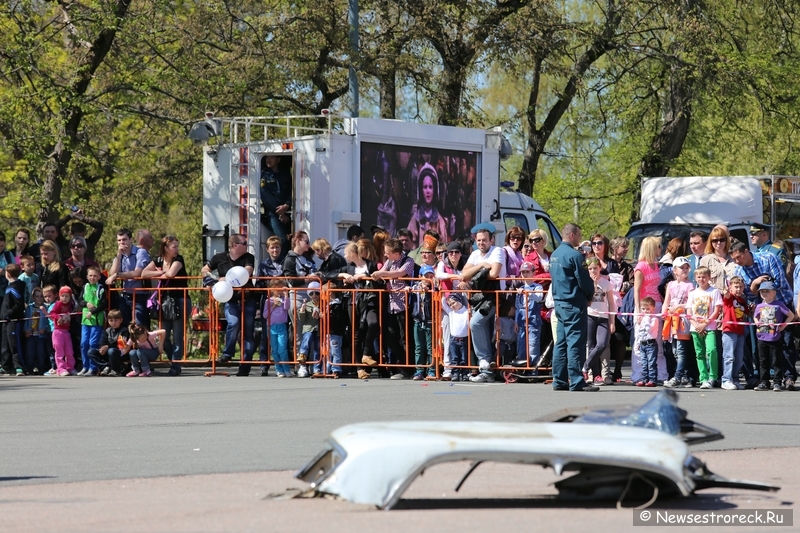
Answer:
[
  {"xmin": 721, "ymin": 331, "xmax": 745, "ymax": 384},
  {"xmin": 413, "ymin": 320, "xmax": 433, "ymax": 373},
  {"xmin": 327, "ymin": 334, "xmax": 343, "ymax": 374},
  {"xmin": 449, "ymin": 337, "xmax": 468, "ymax": 368},
  {"xmin": 300, "ymin": 331, "xmax": 321, "ymax": 373},
  {"xmin": 673, "ymin": 339, "xmax": 690, "ymax": 381},
  {"xmin": 552, "ymin": 302, "xmax": 588, "ymax": 391},
  {"xmin": 516, "ymin": 310, "xmax": 542, "ymax": 366},
  {"xmin": 80, "ymin": 325, "xmax": 104, "ymax": 372},
  {"xmin": 224, "ymin": 299, "xmax": 258, "ymax": 362},
  {"xmin": 119, "ymin": 293, "xmax": 149, "ymax": 328},
  {"xmin": 129, "ymin": 347, "xmax": 159, "ymax": 372},
  {"xmin": 639, "ymin": 341, "xmax": 658, "ymax": 383},
  {"xmin": 469, "ymin": 304, "xmax": 496, "ymax": 368},
  {"xmin": 269, "ymin": 323, "xmax": 290, "ymax": 376},
  {"xmin": 24, "ymin": 335, "xmax": 49, "ymax": 373},
  {"xmin": 264, "ymin": 211, "xmax": 291, "ymax": 258},
  {"xmin": 162, "ymin": 296, "xmax": 189, "ymax": 368}
]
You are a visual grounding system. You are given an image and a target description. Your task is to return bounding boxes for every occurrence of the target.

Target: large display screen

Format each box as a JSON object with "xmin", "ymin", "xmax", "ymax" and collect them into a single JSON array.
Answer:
[{"xmin": 360, "ymin": 142, "xmax": 478, "ymax": 247}]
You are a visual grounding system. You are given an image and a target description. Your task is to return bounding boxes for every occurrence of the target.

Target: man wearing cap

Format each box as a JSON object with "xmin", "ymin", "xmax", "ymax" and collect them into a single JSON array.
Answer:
[
  {"xmin": 550, "ymin": 223, "xmax": 598, "ymax": 392},
  {"xmin": 459, "ymin": 226, "xmax": 506, "ymax": 382},
  {"xmin": 333, "ymin": 225, "xmax": 364, "ymax": 256},
  {"xmin": 750, "ymin": 224, "xmax": 785, "ymax": 265},
  {"xmin": 730, "ymin": 240, "xmax": 797, "ymax": 389},
  {"xmin": 471, "ymin": 222, "xmax": 497, "ymax": 251}
]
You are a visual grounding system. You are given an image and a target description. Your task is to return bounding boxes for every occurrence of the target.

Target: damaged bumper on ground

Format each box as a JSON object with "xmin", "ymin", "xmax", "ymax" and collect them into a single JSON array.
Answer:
[{"xmin": 295, "ymin": 391, "xmax": 778, "ymax": 510}]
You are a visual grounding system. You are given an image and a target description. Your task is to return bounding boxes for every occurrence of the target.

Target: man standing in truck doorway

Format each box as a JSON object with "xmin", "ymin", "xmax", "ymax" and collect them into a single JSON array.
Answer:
[
  {"xmin": 750, "ymin": 223, "xmax": 786, "ymax": 266},
  {"xmin": 260, "ymin": 155, "xmax": 292, "ymax": 260}
]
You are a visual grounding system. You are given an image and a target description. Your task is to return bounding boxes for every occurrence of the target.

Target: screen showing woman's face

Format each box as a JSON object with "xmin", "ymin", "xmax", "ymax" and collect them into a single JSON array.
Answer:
[{"xmin": 422, "ymin": 176, "xmax": 434, "ymax": 205}]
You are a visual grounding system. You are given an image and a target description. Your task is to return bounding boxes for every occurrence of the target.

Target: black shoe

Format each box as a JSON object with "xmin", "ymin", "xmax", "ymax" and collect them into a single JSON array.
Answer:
[
  {"xmin": 219, "ymin": 356, "xmax": 232, "ymax": 364},
  {"xmin": 167, "ymin": 367, "xmax": 182, "ymax": 377},
  {"xmin": 754, "ymin": 382, "xmax": 769, "ymax": 391},
  {"xmin": 260, "ymin": 368, "xmax": 269, "ymax": 377},
  {"xmin": 575, "ymin": 385, "xmax": 600, "ymax": 392},
  {"xmin": 235, "ymin": 370, "xmax": 250, "ymax": 377},
  {"xmin": 553, "ymin": 386, "xmax": 569, "ymax": 391}
]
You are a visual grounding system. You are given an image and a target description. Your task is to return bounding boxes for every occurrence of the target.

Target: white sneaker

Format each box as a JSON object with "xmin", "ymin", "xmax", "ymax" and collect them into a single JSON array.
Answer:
[
  {"xmin": 699, "ymin": 381, "xmax": 712, "ymax": 389},
  {"xmin": 76, "ymin": 368, "xmax": 88, "ymax": 376},
  {"xmin": 297, "ymin": 365, "xmax": 309, "ymax": 378},
  {"xmin": 663, "ymin": 377, "xmax": 679, "ymax": 388},
  {"xmin": 469, "ymin": 372, "xmax": 494, "ymax": 383},
  {"xmin": 721, "ymin": 381, "xmax": 738, "ymax": 390}
]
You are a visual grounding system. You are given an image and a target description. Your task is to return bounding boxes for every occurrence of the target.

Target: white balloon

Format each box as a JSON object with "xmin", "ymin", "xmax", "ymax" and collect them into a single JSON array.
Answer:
[
  {"xmin": 212, "ymin": 280, "xmax": 234, "ymax": 303},
  {"xmin": 225, "ymin": 266, "xmax": 250, "ymax": 288}
]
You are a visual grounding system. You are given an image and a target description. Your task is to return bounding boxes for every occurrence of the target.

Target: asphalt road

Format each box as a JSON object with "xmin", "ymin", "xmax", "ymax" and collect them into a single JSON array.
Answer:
[{"xmin": 2, "ymin": 371, "xmax": 799, "ymax": 487}]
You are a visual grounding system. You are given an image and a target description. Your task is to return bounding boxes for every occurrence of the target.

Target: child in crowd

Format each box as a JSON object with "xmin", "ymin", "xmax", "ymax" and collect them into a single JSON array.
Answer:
[
  {"xmin": 0, "ymin": 231, "xmax": 14, "ymax": 309},
  {"xmin": 515, "ymin": 262, "xmax": 544, "ymax": 371},
  {"xmin": 23, "ymin": 287, "xmax": 50, "ymax": 374},
  {"xmin": 662, "ymin": 257, "xmax": 694, "ymax": 388},
  {"xmin": 326, "ymin": 282, "xmax": 348, "ymax": 378},
  {"xmin": 88, "ymin": 309, "xmax": 129, "ymax": 376},
  {"xmin": 298, "ymin": 281, "xmax": 320, "ymax": 378},
  {"xmin": 634, "ymin": 297, "xmax": 660, "ymax": 387},
  {"xmin": 41, "ymin": 285, "xmax": 58, "ymax": 375},
  {"xmin": 124, "ymin": 323, "xmax": 165, "ymax": 377},
  {"xmin": 18, "ymin": 255, "xmax": 38, "ymax": 305},
  {"xmin": 264, "ymin": 279, "xmax": 291, "ymax": 377},
  {"xmin": 753, "ymin": 281, "xmax": 795, "ymax": 391},
  {"xmin": 411, "ymin": 265, "xmax": 436, "ymax": 380},
  {"xmin": 582, "ymin": 258, "xmax": 614, "ymax": 384},
  {"xmin": 78, "ymin": 265, "xmax": 106, "ymax": 376},
  {"xmin": 687, "ymin": 266, "xmax": 723, "ymax": 389},
  {"xmin": 442, "ymin": 292, "xmax": 469, "ymax": 381},
  {"xmin": 49, "ymin": 286, "xmax": 77, "ymax": 376},
  {"xmin": 0, "ymin": 264, "xmax": 27, "ymax": 375},
  {"xmin": 721, "ymin": 276, "xmax": 751, "ymax": 390}
]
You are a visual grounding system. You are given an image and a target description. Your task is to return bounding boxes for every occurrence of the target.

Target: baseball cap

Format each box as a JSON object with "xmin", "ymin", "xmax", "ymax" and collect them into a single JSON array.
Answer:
[
  {"xmin": 520, "ymin": 262, "xmax": 534, "ymax": 272},
  {"xmin": 672, "ymin": 256, "xmax": 690, "ymax": 268},
  {"xmin": 470, "ymin": 222, "xmax": 496, "ymax": 235},
  {"xmin": 307, "ymin": 281, "xmax": 321, "ymax": 293},
  {"xmin": 419, "ymin": 265, "xmax": 435, "ymax": 277},
  {"xmin": 758, "ymin": 281, "xmax": 775, "ymax": 291},
  {"xmin": 447, "ymin": 241, "xmax": 462, "ymax": 252}
]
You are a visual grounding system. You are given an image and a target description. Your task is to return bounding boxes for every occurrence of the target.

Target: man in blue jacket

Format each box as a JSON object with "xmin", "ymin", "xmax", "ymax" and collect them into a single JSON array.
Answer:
[{"xmin": 550, "ymin": 223, "xmax": 598, "ymax": 391}]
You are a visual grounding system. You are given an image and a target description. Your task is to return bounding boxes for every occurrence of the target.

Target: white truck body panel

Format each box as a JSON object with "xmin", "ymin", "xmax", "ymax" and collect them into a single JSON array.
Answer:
[{"xmin": 638, "ymin": 176, "xmax": 763, "ymax": 225}]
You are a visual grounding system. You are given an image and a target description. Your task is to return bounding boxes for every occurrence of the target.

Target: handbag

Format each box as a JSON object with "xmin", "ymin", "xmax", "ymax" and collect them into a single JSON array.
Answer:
[{"xmin": 147, "ymin": 279, "xmax": 178, "ymax": 321}]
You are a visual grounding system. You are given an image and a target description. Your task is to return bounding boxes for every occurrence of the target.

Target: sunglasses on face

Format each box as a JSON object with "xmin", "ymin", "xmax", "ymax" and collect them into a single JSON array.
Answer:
[
  {"xmin": 448, "ymin": 250, "xmax": 461, "ymax": 255},
  {"xmin": 71, "ymin": 244, "xmax": 85, "ymax": 249},
  {"xmin": 529, "ymin": 237, "xmax": 543, "ymax": 244},
  {"xmin": 591, "ymin": 241, "xmax": 604, "ymax": 246},
  {"xmin": 711, "ymin": 238, "xmax": 727, "ymax": 244},
  {"xmin": 509, "ymin": 236, "xmax": 523, "ymax": 241}
]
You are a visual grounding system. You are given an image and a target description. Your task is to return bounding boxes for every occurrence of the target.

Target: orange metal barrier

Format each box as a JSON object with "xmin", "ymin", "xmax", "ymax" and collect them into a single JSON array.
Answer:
[{"xmin": 100, "ymin": 275, "xmax": 551, "ymax": 380}]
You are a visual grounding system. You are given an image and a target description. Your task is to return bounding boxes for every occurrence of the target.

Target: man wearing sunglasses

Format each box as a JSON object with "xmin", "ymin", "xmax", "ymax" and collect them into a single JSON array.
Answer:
[
  {"xmin": 749, "ymin": 223, "xmax": 785, "ymax": 266},
  {"xmin": 201, "ymin": 234, "xmax": 257, "ymax": 370}
]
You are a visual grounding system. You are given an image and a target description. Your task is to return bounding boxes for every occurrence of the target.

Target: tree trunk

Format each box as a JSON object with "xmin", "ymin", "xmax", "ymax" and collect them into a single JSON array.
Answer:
[
  {"xmin": 436, "ymin": 62, "xmax": 465, "ymax": 126},
  {"xmin": 379, "ymin": 68, "xmax": 396, "ymax": 119},
  {"xmin": 631, "ymin": 63, "xmax": 694, "ymax": 224}
]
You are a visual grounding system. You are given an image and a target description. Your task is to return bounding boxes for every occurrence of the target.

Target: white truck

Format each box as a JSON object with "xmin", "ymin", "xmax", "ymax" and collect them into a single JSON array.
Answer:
[
  {"xmin": 198, "ymin": 114, "xmax": 561, "ymax": 263},
  {"xmin": 627, "ymin": 175, "xmax": 800, "ymax": 256}
]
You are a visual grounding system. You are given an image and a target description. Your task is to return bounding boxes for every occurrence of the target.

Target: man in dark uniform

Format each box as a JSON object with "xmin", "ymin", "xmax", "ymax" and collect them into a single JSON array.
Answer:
[
  {"xmin": 550, "ymin": 223, "xmax": 598, "ymax": 392},
  {"xmin": 260, "ymin": 155, "xmax": 292, "ymax": 259},
  {"xmin": 749, "ymin": 223, "xmax": 786, "ymax": 266}
]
